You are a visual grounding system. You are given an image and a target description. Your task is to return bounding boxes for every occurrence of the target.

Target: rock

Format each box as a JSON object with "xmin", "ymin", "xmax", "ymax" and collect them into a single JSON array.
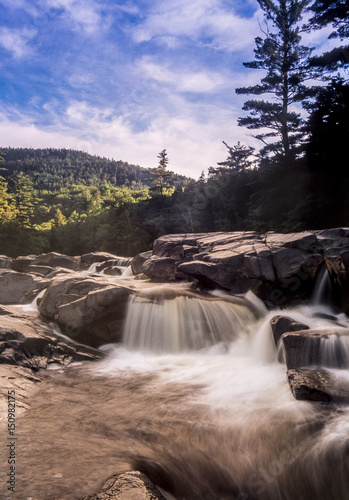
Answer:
[
  {"xmin": 56, "ymin": 286, "xmax": 132, "ymax": 347},
  {"xmin": 11, "ymin": 255, "xmax": 38, "ymax": 272},
  {"xmin": 81, "ymin": 252, "xmax": 127, "ymax": 267},
  {"xmin": 287, "ymin": 368, "xmax": 349, "ymax": 404},
  {"xmin": 0, "ymin": 306, "xmax": 104, "ymax": 370},
  {"xmin": 0, "ymin": 270, "xmax": 49, "ymax": 304},
  {"xmin": 27, "ymin": 264, "xmax": 55, "ymax": 276},
  {"xmin": 282, "ymin": 328, "xmax": 349, "ymax": 370},
  {"xmin": 142, "ymin": 257, "xmax": 177, "ymax": 281},
  {"xmin": 151, "ymin": 231, "xmax": 327, "ymax": 305},
  {"xmin": 39, "ymin": 274, "xmax": 134, "ymax": 347},
  {"xmin": 131, "ymin": 251, "xmax": 153, "ymax": 275},
  {"xmin": 36, "ymin": 252, "xmax": 81, "ymax": 271},
  {"xmin": 270, "ymin": 315, "xmax": 310, "ymax": 347},
  {"xmin": 0, "ymin": 255, "xmax": 12, "ymax": 268},
  {"xmin": 84, "ymin": 471, "xmax": 166, "ymax": 500}
]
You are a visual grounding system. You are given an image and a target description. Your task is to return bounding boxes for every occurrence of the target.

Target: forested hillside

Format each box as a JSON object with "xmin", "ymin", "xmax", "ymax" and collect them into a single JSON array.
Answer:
[{"xmin": 1, "ymin": 148, "xmax": 188, "ymax": 191}]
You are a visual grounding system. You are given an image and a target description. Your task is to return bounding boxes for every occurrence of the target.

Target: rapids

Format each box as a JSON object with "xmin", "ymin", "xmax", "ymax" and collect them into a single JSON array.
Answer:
[{"xmin": 3, "ymin": 278, "xmax": 349, "ymax": 499}]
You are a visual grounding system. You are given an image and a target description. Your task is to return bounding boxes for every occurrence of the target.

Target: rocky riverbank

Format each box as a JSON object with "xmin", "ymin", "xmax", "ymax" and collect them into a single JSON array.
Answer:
[{"xmin": 1, "ymin": 229, "xmax": 349, "ymax": 498}]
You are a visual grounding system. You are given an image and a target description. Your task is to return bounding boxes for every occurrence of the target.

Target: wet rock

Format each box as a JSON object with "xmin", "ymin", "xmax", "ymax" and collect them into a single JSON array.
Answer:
[
  {"xmin": 270, "ymin": 315, "xmax": 310, "ymax": 347},
  {"xmin": 84, "ymin": 471, "xmax": 166, "ymax": 500},
  {"xmin": 81, "ymin": 252, "xmax": 127, "ymax": 267},
  {"xmin": 0, "ymin": 307, "xmax": 104, "ymax": 370},
  {"xmin": 27, "ymin": 264, "xmax": 55, "ymax": 276},
  {"xmin": 282, "ymin": 328, "xmax": 349, "ymax": 370},
  {"xmin": 99, "ymin": 266, "xmax": 123, "ymax": 276},
  {"xmin": 287, "ymin": 368, "xmax": 349, "ymax": 404},
  {"xmin": 131, "ymin": 251, "xmax": 153, "ymax": 275},
  {"xmin": 0, "ymin": 270, "xmax": 49, "ymax": 304}
]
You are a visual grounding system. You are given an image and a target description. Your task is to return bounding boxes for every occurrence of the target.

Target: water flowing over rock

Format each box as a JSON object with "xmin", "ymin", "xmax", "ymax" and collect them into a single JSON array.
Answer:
[
  {"xmin": 123, "ymin": 287, "xmax": 263, "ymax": 353},
  {"xmin": 282, "ymin": 328, "xmax": 349, "ymax": 370}
]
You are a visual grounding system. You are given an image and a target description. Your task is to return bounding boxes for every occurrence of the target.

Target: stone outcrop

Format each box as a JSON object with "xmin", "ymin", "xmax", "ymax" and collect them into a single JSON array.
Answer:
[
  {"xmin": 131, "ymin": 251, "xmax": 152, "ymax": 275},
  {"xmin": 139, "ymin": 229, "xmax": 349, "ymax": 310},
  {"xmin": 270, "ymin": 315, "xmax": 310, "ymax": 346},
  {"xmin": 11, "ymin": 252, "xmax": 81, "ymax": 272},
  {"xmin": 38, "ymin": 274, "xmax": 135, "ymax": 347},
  {"xmin": 0, "ymin": 270, "xmax": 49, "ymax": 304},
  {"xmin": 287, "ymin": 368, "xmax": 349, "ymax": 404},
  {"xmin": 84, "ymin": 471, "xmax": 166, "ymax": 500},
  {"xmin": 0, "ymin": 305, "xmax": 103, "ymax": 370}
]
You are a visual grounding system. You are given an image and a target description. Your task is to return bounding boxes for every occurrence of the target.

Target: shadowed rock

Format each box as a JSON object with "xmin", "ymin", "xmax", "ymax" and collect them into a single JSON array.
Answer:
[
  {"xmin": 270, "ymin": 315, "xmax": 310, "ymax": 347},
  {"xmin": 287, "ymin": 368, "xmax": 349, "ymax": 404}
]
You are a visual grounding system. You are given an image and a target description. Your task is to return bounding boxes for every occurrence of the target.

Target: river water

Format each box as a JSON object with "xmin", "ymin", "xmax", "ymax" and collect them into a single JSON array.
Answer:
[{"xmin": 5, "ymin": 281, "xmax": 349, "ymax": 499}]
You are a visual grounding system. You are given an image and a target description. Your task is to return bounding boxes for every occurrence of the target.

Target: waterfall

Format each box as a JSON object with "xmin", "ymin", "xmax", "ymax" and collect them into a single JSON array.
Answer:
[
  {"xmin": 311, "ymin": 265, "xmax": 334, "ymax": 307},
  {"xmin": 122, "ymin": 288, "xmax": 262, "ymax": 353},
  {"xmin": 319, "ymin": 334, "xmax": 349, "ymax": 368}
]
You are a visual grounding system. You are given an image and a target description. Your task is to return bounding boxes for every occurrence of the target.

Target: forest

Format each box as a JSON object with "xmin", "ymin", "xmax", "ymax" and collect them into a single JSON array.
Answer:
[{"xmin": 0, "ymin": 0, "xmax": 348, "ymax": 258}]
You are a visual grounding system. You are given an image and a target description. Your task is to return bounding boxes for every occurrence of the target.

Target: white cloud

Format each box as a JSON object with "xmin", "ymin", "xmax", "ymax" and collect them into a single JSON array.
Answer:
[
  {"xmin": 0, "ymin": 97, "xmax": 259, "ymax": 179},
  {"xmin": 137, "ymin": 57, "xmax": 228, "ymax": 93},
  {"xmin": 47, "ymin": 0, "xmax": 104, "ymax": 34},
  {"xmin": 0, "ymin": 26, "xmax": 36, "ymax": 58},
  {"xmin": 130, "ymin": 0, "xmax": 260, "ymax": 51}
]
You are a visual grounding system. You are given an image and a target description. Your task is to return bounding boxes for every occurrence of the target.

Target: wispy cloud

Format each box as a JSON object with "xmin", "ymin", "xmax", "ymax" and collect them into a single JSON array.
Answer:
[
  {"xmin": 130, "ymin": 0, "xmax": 260, "ymax": 51},
  {"xmin": 0, "ymin": 26, "xmax": 36, "ymax": 58},
  {"xmin": 46, "ymin": 0, "xmax": 105, "ymax": 34},
  {"xmin": 137, "ymin": 56, "xmax": 229, "ymax": 93}
]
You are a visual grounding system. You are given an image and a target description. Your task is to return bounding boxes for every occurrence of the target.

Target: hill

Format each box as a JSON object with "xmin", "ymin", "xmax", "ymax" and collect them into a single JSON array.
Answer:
[{"xmin": 0, "ymin": 147, "xmax": 191, "ymax": 191}]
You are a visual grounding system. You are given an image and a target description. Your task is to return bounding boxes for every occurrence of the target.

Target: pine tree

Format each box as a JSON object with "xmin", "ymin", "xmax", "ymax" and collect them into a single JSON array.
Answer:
[
  {"xmin": 13, "ymin": 172, "xmax": 36, "ymax": 228},
  {"xmin": 236, "ymin": 0, "xmax": 320, "ymax": 163},
  {"xmin": 308, "ymin": 0, "xmax": 349, "ymax": 71},
  {"xmin": 150, "ymin": 149, "xmax": 172, "ymax": 195}
]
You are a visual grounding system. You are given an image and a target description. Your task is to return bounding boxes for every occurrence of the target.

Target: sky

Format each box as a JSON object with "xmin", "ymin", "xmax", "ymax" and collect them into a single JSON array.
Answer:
[{"xmin": 0, "ymin": 0, "xmax": 335, "ymax": 179}]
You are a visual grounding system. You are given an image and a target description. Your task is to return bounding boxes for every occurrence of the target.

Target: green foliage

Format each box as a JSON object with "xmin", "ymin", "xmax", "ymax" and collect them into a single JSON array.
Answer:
[
  {"xmin": 149, "ymin": 149, "xmax": 173, "ymax": 195},
  {"xmin": 236, "ymin": 0, "xmax": 320, "ymax": 162}
]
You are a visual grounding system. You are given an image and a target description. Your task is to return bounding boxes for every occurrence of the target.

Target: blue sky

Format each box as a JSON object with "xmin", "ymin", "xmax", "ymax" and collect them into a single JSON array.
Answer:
[{"xmin": 0, "ymin": 0, "xmax": 334, "ymax": 179}]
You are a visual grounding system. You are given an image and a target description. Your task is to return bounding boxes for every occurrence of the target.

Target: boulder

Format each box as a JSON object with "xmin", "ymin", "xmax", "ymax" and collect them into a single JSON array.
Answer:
[
  {"xmin": 142, "ymin": 257, "xmax": 177, "ymax": 281},
  {"xmin": 151, "ymin": 231, "xmax": 328, "ymax": 306},
  {"xmin": 11, "ymin": 255, "xmax": 38, "ymax": 273},
  {"xmin": 0, "ymin": 270, "xmax": 49, "ymax": 304},
  {"xmin": 81, "ymin": 252, "xmax": 127, "ymax": 267},
  {"xmin": 56, "ymin": 286, "xmax": 132, "ymax": 347},
  {"xmin": 282, "ymin": 328, "xmax": 349, "ymax": 370},
  {"xmin": 287, "ymin": 368, "xmax": 349, "ymax": 404},
  {"xmin": 83, "ymin": 471, "xmax": 166, "ymax": 500},
  {"xmin": 0, "ymin": 306, "xmax": 103, "ymax": 370},
  {"xmin": 0, "ymin": 255, "xmax": 12, "ymax": 268},
  {"xmin": 270, "ymin": 315, "xmax": 310, "ymax": 347},
  {"xmin": 36, "ymin": 252, "xmax": 81, "ymax": 271},
  {"xmin": 38, "ymin": 274, "xmax": 134, "ymax": 347},
  {"xmin": 131, "ymin": 251, "xmax": 153, "ymax": 275}
]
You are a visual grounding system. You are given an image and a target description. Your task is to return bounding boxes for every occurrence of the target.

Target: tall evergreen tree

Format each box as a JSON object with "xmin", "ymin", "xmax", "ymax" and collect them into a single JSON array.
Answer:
[
  {"xmin": 236, "ymin": 0, "xmax": 319, "ymax": 163},
  {"xmin": 150, "ymin": 149, "xmax": 172, "ymax": 195},
  {"xmin": 308, "ymin": 0, "xmax": 349, "ymax": 71}
]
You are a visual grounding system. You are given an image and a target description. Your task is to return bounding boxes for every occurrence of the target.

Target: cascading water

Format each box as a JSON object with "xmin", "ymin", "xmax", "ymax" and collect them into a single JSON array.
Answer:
[
  {"xmin": 7, "ymin": 280, "xmax": 349, "ymax": 500},
  {"xmin": 122, "ymin": 287, "xmax": 264, "ymax": 352}
]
